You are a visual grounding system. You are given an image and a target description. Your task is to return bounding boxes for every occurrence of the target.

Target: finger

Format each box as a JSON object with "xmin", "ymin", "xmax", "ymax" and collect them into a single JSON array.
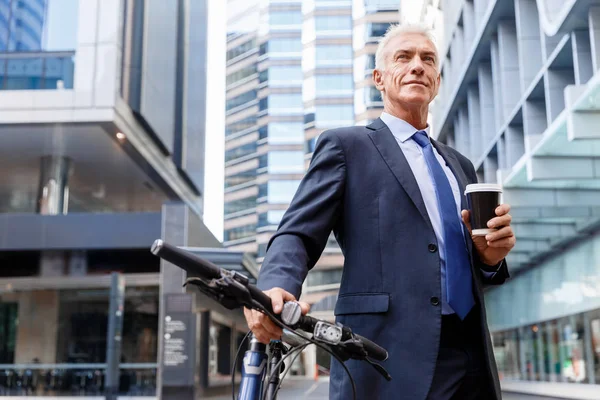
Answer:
[
  {"xmin": 487, "ymin": 214, "xmax": 512, "ymax": 229},
  {"xmin": 259, "ymin": 313, "xmax": 283, "ymax": 338},
  {"xmin": 495, "ymin": 204, "xmax": 511, "ymax": 216},
  {"xmin": 461, "ymin": 210, "xmax": 472, "ymax": 233},
  {"xmin": 268, "ymin": 288, "xmax": 296, "ymax": 314},
  {"xmin": 486, "ymin": 236, "xmax": 516, "ymax": 249},
  {"xmin": 298, "ymin": 301, "xmax": 311, "ymax": 315},
  {"xmin": 485, "ymin": 226, "xmax": 514, "ymax": 242},
  {"xmin": 254, "ymin": 332, "xmax": 271, "ymax": 345},
  {"xmin": 269, "ymin": 289, "xmax": 285, "ymax": 314}
]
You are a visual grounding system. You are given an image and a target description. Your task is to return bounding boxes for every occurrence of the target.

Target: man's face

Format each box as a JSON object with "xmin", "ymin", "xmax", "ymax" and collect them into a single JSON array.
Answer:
[{"xmin": 374, "ymin": 32, "xmax": 441, "ymax": 108}]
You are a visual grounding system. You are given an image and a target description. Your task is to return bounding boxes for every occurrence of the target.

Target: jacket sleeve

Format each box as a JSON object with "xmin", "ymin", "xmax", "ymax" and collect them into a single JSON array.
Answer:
[{"xmin": 257, "ymin": 130, "xmax": 346, "ymax": 299}]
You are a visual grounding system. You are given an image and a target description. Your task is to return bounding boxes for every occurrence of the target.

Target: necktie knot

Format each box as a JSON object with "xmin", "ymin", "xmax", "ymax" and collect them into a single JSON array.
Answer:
[{"xmin": 412, "ymin": 130, "xmax": 430, "ymax": 148}]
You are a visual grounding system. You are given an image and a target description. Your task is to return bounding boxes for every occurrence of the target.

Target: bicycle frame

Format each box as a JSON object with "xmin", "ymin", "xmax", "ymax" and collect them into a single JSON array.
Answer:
[{"xmin": 237, "ymin": 336, "xmax": 283, "ymax": 400}]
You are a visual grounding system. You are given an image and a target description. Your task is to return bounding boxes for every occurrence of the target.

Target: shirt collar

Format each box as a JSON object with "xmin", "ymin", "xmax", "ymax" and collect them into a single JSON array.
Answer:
[{"xmin": 380, "ymin": 112, "xmax": 431, "ymax": 143}]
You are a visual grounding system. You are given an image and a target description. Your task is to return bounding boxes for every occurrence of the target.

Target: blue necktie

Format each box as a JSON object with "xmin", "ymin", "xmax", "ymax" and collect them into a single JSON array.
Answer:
[{"xmin": 412, "ymin": 130, "xmax": 475, "ymax": 320}]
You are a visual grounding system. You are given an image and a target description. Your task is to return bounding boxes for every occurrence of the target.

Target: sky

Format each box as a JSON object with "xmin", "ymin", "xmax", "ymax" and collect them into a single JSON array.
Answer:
[
  {"xmin": 203, "ymin": 1, "xmax": 226, "ymax": 242},
  {"xmin": 202, "ymin": 1, "xmax": 424, "ymax": 242}
]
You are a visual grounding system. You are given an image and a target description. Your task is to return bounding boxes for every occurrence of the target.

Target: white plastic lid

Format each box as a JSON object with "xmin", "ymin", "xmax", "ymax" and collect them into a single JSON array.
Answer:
[{"xmin": 464, "ymin": 183, "xmax": 502, "ymax": 194}]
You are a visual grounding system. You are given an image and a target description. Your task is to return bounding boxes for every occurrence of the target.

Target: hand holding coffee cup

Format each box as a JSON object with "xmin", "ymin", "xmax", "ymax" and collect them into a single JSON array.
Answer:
[
  {"xmin": 464, "ymin": 184, "xmax": 502, "ymax": 236},
  {"xmin": 461, "ymin": 184, "xmax": 516, "ymax": 266}
]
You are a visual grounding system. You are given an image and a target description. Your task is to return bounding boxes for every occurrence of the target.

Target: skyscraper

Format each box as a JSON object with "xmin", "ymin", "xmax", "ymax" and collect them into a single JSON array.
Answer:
[
  {"xmin": 0, "ymin": 0, "xmax": 47, "ymax": 51},
  {"xmin": 225, "ymin": 0, "xmax": 401, "ymax": 313}
]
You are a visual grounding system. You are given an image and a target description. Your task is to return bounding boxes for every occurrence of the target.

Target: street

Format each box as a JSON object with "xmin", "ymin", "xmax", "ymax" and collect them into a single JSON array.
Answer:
[{"xmin": 209, "ymin": 378, "xmax": 569, "ymax": 399}]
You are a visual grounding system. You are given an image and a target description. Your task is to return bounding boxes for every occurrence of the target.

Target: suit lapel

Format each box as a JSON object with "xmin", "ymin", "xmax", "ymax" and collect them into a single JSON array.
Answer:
[{"xmin": 366, "ymin": 118, "xmax": 433, "ymax": 230}]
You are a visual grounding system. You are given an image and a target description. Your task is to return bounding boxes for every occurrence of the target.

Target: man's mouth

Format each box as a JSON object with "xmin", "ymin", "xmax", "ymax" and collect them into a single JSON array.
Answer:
[{"xmin": 405, "ymin": 81, "xmax": 427, "ymax": 86}]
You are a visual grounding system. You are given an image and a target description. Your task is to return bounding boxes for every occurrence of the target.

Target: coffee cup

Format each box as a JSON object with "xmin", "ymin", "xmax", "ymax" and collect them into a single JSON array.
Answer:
[{"xmin": 464, "ymin": 183, "xmax": 502, "ymax": 236}]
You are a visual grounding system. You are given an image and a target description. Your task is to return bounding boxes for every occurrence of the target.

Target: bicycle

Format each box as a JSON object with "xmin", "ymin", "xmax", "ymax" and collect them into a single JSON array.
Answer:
[{"xmin": 151, "ymin": 239, "xmax": 391, "ymax": 400}]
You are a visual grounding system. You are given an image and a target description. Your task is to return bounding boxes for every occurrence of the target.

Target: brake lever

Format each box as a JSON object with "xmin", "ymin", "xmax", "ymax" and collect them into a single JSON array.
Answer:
[{"xmin": 366, "ymin": 358, "xmax": 392, "ymax": 381}]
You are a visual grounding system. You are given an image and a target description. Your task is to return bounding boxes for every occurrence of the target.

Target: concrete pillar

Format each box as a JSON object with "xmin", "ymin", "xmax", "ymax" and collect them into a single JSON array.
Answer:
[
  {"xmin": 36, "ymin": 155, "xmax": 71, "ymax": 215},
  {"xmin": 158, "ymin": 203, "xmax": 200, "ymax": 400},
  {"xmin": 14, "ymin": 291, "xmax": 59, "ymax": 364},
  {"xmin": 37, "ymin": 156, "xmax": 73, "ymax": 277}
]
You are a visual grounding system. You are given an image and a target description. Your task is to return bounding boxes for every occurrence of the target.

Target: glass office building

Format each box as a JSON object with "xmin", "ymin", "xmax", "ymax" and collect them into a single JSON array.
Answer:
[
  {"xmin": 225, "ymin": 0, "xmax": 401, "ymax": 312},
  {"xmin": 430, "ymin": 0, "xmax": 600, "ymax": 396},
  {"xmin": 0, "ymin": 1, "xmax": 252, "ymax": 398}
]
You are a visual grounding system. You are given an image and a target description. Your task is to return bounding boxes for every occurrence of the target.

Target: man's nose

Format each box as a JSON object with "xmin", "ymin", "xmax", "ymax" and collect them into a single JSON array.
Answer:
[{"xmin": 410, "ymin": 58, "xmax": 425, "ymax": 74}]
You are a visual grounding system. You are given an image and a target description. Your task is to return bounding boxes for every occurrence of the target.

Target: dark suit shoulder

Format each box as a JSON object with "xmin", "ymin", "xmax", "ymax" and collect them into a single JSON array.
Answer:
[{"xmin": 319, "ymin": 125, "xmax": 372, "ymax": 153}]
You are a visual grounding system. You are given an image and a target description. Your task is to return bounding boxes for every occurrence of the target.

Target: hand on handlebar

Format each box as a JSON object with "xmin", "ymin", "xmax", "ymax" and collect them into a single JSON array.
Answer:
[{"xmin": 243, "ymin": 287, "xmax": 310, "ymax": 344}]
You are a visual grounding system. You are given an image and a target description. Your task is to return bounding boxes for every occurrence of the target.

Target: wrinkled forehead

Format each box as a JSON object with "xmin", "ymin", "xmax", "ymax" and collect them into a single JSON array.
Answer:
[{"xmin": 384, "ymin": 32, "xmax": 438, "ymax": 60}]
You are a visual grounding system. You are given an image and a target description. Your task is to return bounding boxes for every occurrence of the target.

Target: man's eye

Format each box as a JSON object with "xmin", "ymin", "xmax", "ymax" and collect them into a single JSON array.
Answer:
[
  {"xmin": 397, "ymin": 54, "xmax": 407, "ymax": 60},
  {"xmin": 424, "ymin": 56, "xmax": 434, "ymax": 62}
]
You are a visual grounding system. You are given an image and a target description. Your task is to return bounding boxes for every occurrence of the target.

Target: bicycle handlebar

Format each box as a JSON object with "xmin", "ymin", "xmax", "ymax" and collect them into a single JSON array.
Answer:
[
  {"xmin": 151, "ymin": 239, "xmax": 274, "ymax": 313},
  {"xmin": 150, "ymin": 239, "xmax": 388, "ymax": 363}
]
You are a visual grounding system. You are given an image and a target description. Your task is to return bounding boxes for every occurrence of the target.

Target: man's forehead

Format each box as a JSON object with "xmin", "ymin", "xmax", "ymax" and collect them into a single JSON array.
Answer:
[{"xmin": 385, "ymin": 33, "xmax": 437, "ymax": 55}]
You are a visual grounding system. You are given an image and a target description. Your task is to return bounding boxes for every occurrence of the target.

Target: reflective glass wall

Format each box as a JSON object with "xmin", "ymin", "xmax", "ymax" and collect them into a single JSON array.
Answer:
[
  {"xmin": 0, "ymin": 0, "xmax": 78, "ymax": 90},
  {"xmin": 487, "ymin": 232, "xmax": 600, "ymax": 385},
  {"xmin": 0, "ymin": 285, "xmax": 158, "ymax": 396}
]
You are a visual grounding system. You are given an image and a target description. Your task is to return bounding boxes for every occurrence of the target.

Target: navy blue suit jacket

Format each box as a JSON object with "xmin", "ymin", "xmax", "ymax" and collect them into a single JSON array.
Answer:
[{"xmin": 257, "ymin": 119, "xmax": 509, "ymax": 400}]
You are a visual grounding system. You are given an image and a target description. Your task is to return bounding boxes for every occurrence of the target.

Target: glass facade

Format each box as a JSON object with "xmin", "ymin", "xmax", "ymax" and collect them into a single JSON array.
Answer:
[
  {"xmin": 259, "ymin": 122, "xmax": 304, "ymax": 144},
  {"xmin": 0, "ymin": 285, "xmax": 158, "ymax": 396},
  {"xmin": 492, "ymin": 310, "xmax": 600, "ymax": 384},
  {"xmin": 486, "ymin": 232, "xmax": 600, "ymax": 385},
  {"xmin": 0, "ymin": 0, "xmax": 78, "ymax": 90},
  {"xmin": 259, "ymin": 152, "xmax": 304, "ymax": 174},
  {"xmin": 258, "ymin": 180, "xmax": 300, "ymax": 203},
  {"xmin": 224, "ymin": 223, "xmax": 257, "ymax": 242}
]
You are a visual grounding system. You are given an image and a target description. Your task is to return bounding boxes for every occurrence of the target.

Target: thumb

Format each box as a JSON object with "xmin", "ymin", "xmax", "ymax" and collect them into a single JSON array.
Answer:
[
  {"xmin": 270, "ymin": 290, "xmax": 284, "ymax": 314},
  {"xmin": 298, "ymin": 301, "xmax": 311, "ymax": 315},
  {"xmin": 461, "ymin": 210, "xmax": 472, "ymax": 234}
]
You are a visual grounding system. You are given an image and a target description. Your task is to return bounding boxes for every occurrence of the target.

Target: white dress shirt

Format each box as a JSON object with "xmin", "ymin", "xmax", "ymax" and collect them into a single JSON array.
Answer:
[{"xmin": 380, "ymin": 112, "xmax": 466, "ymax": 315}]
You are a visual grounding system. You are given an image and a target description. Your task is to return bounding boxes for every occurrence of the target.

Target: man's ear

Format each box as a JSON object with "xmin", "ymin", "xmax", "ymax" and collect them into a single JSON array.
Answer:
[{"xmin": 373, "ymin": 69, "xmax": 384, "ymax": 91}]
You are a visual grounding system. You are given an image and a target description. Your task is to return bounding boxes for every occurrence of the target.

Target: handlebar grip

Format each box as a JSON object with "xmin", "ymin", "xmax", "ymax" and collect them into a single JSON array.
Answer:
[
  {"xmin": 150, "ymin": 239, "xmax": 221, "ymax": 280},
  {"xmin": 355, "ymin": 333, "xmax": 388, "ymax": 361}
]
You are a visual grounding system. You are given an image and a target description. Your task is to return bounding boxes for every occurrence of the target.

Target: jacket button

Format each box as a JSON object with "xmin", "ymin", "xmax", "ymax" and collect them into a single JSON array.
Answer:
[
  {"xmin": 428, "ymin": 243, "xmax": 438, "ymax": 253},
  {"xmin": 430, "ymin": 297, "xmax": 440, "ymax": 306}
]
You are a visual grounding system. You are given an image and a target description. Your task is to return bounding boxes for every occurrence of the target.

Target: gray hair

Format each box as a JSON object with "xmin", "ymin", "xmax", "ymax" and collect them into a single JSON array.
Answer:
[{"xmin": 375, "ymin": 23, "xmax": 438, "ymax": 71}]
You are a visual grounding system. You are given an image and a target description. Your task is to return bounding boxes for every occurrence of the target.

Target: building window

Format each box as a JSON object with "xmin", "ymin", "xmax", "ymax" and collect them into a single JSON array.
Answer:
[
  {"xmin": 307, "ymin": 268, "xmax": 343, "ymax": 287},
  {"xmin": 225, "ymin": 142, "xmax": 257, "ymax": 162},
  {"xmin": 226, "ymin": 90, "xmax": 257, "ymax": 111},
  {"xmin": 269, "ymin": 11, "xmax": 302, "ymax": 26},
  {"xmin": 267, "ymin": 38, "xmax": 303, "ymax": 53},
  {"xmin": 366, "ymin": 22, "xmax": 392, "ymax": 41},
  {"xmin": 260, "ymin": 180, "xmax": 301, "ymax": 203},
  {"xmin": 315, "ymin": 45, "xmax": 353, "ymax": 66},
  {"xmin": 225, "ymin": 170, "xmax": 256, "ymax": 188},
  {"xmin": 224, "ymin": 224, "xmax": 257, "ymax": 242},
  {"xmin": 224, "ymin": 196, "xmax": 257, "ymax": 215},
  {"xmin": 226, "ymin": 39, "xmax": 256, "ymax": 62},
  {"xmin": 260, "ymin": 122, "xmax": 304, "ymax": 144},
  {"xmin": 260, "ymin": 94, "xmax": 303, "ymax": 115},
  {"xmin": 226, "ymin": 116, "xmax": 257, "ymax": 136},
  {"xmin": 305, "ymin": 136, "xmax": 318, "ymax": 154},
  {"xmin": 260, "ymin": 152, "xmax": 304, "ymax": 174},
  {"xmin": 364, "ymin": 0, "xmax": 399, "ymax": 12},
  {"xmin": 226, "ymin": 65, "xmax": 257, "ymax": 86},
  {"xmin": 314, "ymin": 104, "xmax": 354, "ymax": 128},
  {"xmin": 266, "ymin": 65, "xmax": 303, "ymax": 83},
  {"xmin": 315, "ymin": 16, "xmax": 352, "ymax": 31},
  {"xmin": 0, "ymin": 0, "xmax": 78, "ymax": 90},
  {"xmin": 258, "ymin": 243, "xmax": 268, "ymax": 258},
  {"xmin": 315, "ymin": 74, "xmax": 353, "ymax": 96},
  {"xmin": 258, "ymin": 210, "xmax": 286, "ymax": 227}
]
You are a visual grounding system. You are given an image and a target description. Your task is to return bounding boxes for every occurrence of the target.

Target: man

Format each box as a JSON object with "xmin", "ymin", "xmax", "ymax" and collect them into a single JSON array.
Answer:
[{"xmin": 244, "ymin": 23, "xmax": 515, "ymax": 400}]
